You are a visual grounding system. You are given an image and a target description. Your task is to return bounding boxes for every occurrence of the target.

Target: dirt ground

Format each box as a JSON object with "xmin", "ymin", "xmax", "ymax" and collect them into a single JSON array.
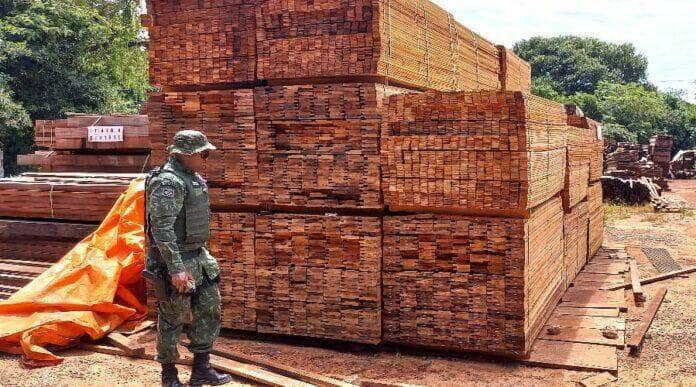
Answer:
[{"xmin": 1, "ymin": 181, "xmax": 695, "ymax": 386}]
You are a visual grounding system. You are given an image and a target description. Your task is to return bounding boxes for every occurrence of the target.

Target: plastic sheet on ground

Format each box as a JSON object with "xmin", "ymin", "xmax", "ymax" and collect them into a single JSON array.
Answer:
[{"xmin": 0, "ymin": 178, "xmax": 147, "ymax": 366}]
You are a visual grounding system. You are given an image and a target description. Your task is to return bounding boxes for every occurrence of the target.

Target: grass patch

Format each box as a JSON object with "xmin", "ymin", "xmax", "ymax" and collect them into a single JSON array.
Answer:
[
  {"xmin": 641, "ymin": 212, "xmax": 669, "ymax": 225},
  {"xmin": 604, "ymin": 202, "xmax": 653, "ymax": 222}
]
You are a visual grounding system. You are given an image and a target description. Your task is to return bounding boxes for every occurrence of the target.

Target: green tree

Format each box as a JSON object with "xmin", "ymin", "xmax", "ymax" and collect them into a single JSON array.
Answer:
[
  {"xmin": 0, "ymin": 84, "xmax": 32, "ymax": 176},
  {"xmin": 513, "ymin": 36, "xmax": 649, "ymax": 96}
]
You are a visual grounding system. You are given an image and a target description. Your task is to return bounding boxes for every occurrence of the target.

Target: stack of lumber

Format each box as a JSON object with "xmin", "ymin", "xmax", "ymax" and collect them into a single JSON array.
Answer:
[
  {"xmin": 382, "ymin": 197, "xmax": 564, "ymax": 356},
  {"xmin": 498, "ymin": 46, "xmax": 531, "ymax": 92},
  {"xmin": 143, "ymin": 1, "xmax": 257, "ymax": 88},
  {"xmin": 256, "ymin": 0, "xmax": 501, "ymax": 92},
  {"xmin": 18, "ymin": 152, "xmax": 149, "ymax": 174},
  {"xmin": 562, "ymin": 125, "xmax": 592, "ymax": 211},
  {"xmin": 209, "ymin": 212, "xmax": 257, "ymax": 331},
  {"xmin": 255, "ymin": 83, "xmax": 410, "ymax": 210},
  {"xmin": 587, "ymin": 182, "xmax": 604, "ymax": 258},
  {"xmin": 0, "ymin": 173, "xmax": 138, "ymax": 222},
  {"xmin": 20, "ymin": 115, "xmax": 151, "ymax": 174},
  {"xmin": 670, "ymin": 150, "xmax": 696, "ymax": 179},
  {"xmin": 142, "ymin": 0, "xmax": 591, "ymax": 357},
  {"xmin": 255, "ymin": 214, "xmax": 382, "ymax": 344},
  {"xmin": 0, "ymin": 219, "xmax": 95, "ymax": 299},
  {"xmin": 147, "ymin": 89, "xmax": 259, "ymax": 205},
  {"xmin": 566, "ymin": 105, "xmax": 603, "ymax": 182},
  {"xmin": 649, "ymin": 135, "xmax": 673, "ymax": 175},
  {"xmin": 381, "ymin": 91, "xmax": 567, "ymax": 216},
  {"xmin": 562, "ymin": 201, "xmax": 589, "ymax": 288},
  {"xmin": 143, "ymin": 0, "xmax": 530, "ymax": 93}
]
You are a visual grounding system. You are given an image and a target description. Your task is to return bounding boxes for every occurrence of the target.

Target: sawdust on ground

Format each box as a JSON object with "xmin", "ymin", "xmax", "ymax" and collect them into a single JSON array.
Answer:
[{"xmin": 0, "ymin": 181, "xmax": 695, "ymax": 386}]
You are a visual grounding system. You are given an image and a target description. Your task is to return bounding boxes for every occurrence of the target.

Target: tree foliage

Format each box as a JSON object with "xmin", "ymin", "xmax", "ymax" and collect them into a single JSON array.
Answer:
[
  {"xmin": 514, "ymin": 36, "xmax": 649, "ymax": 96},
  {"xmin": 515, "ymin": 36, "xmax": 695, "ymax": 152},
  {"xmin": 0, "ymin": 84, "xmax": 32, "ymax": 175}
]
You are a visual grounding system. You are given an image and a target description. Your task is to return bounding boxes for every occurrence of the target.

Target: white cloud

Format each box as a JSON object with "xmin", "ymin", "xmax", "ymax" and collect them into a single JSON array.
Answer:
[{"xmin": 431, "ymin": 0, "xmax": 696, "ymax": 102}]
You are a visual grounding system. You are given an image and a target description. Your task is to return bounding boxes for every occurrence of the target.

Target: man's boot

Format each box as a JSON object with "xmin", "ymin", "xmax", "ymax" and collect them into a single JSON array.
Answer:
[
  {"xmin": 161, "ymin": 363, "xmax": 184, "ymax": 387},
  {"xmin": 189, "ymin": 352, "xmax": 233, "ymax": 386}
]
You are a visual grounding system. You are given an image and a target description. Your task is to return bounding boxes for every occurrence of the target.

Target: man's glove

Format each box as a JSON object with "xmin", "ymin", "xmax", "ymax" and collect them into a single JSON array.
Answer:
[{"xmin": 171, "ymin": 271, "xmax": 195, "ymax": 294}]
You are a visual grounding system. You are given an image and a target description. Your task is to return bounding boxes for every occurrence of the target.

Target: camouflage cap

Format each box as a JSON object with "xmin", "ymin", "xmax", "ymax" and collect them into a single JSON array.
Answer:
[{"xmin": 167, "ymin": 130, "xmax": 217, "ymax": 155}]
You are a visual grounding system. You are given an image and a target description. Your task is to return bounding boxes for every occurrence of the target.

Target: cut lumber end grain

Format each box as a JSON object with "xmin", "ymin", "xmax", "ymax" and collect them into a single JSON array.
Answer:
[
  {"xmin": 627, "ymin": 287, "xmax": 668, "ymax": 356},
  {"xmin": 629, "ymin": 260, "xmax": 645, "ymax": 302}
]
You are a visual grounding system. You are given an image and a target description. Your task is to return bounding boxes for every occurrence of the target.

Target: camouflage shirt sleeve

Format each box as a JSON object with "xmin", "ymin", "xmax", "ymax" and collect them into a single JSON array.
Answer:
[{"xmin": 148, "ymin": 173, "xmax": 186, "ymax": 275}]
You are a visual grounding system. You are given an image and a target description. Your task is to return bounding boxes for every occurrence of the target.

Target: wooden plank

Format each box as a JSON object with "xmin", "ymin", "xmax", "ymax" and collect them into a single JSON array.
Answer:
[
  {"xmin": 579, "ymin": 372, "xmax": 617, "ymax": 387},
  {"xmin": 552, "ymin": 307, "xmax": 620, "ymax": 318},
  {"xmin": 539, "ymin": 327, "xmax": 624, "ymax": 347},
  {"xmin": 606, "ymin": 267, "xmax": 696, "ymax": 291},
  {"xmin": 192, "ymin": 343, "xmax": 354, "ymax": 387},
  {"xmin": 629, "ymin": 260, "xmax": 645, "ymax": 301},
  {"xmin": 545, "ymin": 315, "xmax": 625, "ymax": 330},
  {"xmin": 627, "ymin": 287, "xmax": 668, "ymax": 355},
  {"xmin": 105, "ymin": 332, "xmax": 145, "ymax": 357},
  {"xmin": 523, "ymin": 340, "xmax": 617, "ymax": 372},
  {"xmin": 80, "ymin": 344, "xmax": 314, "ymax": 387}
]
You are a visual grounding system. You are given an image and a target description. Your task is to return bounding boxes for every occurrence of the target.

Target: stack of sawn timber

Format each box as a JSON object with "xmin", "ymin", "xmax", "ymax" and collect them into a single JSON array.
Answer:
[
  {"xmin": 19, "ymin": 114, "xmax": 150, "ymax": 174},
  {"xmin": 144, "ymin": 0, "xmax": 600, "ymax": 357},
  {"xmin": 562, "ymin": 106, "xmax": 604, "ymax": 290},
  {"xmin": 0, "ymin": 173, "xmax": 136, "ymax": 299},
  {"xmin": 143, "ymin": 0, "xmax": 530, "ymax": 93},
  {"xmin": 0, "ymin": 219, "xmax": 96, "ymax": 299}
]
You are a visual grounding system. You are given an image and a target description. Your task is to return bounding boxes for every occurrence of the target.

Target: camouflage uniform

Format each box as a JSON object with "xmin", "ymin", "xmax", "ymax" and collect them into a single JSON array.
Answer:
[{"xmin": 144, "ymin": 130, "xmax": 222, "ymax": 365}]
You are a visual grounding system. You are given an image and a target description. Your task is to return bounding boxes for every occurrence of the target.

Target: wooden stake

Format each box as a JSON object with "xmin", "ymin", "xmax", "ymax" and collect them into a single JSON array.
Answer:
[{"xmin": 606, "ymin": 267, "xmax": 696, "ymax": 290}]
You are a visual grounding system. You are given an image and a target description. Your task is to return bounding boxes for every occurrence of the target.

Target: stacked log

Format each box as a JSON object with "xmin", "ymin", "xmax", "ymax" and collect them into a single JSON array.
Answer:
[
  {"xmin": 381, "ymin": 91, "xmax": 567, "ymax": 216},
  {"xmin": 20, "ymin": 115, "xmax": 151, "ymax": 174},
  {"xmin": 0, "ymin": 173, "xmax": 138, "ymax": 222}
]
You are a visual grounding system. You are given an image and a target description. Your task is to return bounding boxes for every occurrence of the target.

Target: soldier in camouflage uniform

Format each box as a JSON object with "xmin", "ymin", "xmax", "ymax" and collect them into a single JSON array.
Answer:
[{"xmin": 145, "ymin": 130, "xmax": 233, "ymax": 387}]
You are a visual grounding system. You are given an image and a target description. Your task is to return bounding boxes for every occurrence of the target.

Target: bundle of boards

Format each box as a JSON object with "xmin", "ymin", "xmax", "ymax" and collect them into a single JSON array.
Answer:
[
  {"xmin": 144, "ymin": 0, "xmax": 603, "ymax": 358},
  {"xmin": 0, "ymin": 173, "xmax": 133, "ymax": 300},
  {"xmin": 0, "ymin": 173, "xmax": 138, "ymax": 222},
  {"xmin": 19, "ymin": 115, "xmax": 150, "ymax": 174},
  {"xmin": 143, "ymin": 0, "xmax": 530, "ymax": 92}
]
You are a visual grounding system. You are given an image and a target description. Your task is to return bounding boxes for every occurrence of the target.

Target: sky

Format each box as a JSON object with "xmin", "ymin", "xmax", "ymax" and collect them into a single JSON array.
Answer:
[{"xmin": 431, "ymin": 0, "xmax": 696, "ymax": 102}]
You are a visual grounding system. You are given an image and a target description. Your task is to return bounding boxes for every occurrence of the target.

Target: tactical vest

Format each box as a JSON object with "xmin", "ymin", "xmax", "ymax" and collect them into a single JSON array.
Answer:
[{"xmin": 147, "ymin": 163, "xmax": 211, "ymax": 251}]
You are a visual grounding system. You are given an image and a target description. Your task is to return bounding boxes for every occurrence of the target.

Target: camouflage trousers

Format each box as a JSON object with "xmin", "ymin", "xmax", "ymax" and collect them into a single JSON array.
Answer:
[{"xmin": 153, "ymin": 277, "xmax": 222, "ymax": 364}]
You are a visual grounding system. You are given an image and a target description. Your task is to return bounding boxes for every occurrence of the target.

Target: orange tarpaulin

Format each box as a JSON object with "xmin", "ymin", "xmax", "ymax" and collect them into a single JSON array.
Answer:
[{"xmin": 0, "ymin": 178, "xmax": 148, "ymax": 366}]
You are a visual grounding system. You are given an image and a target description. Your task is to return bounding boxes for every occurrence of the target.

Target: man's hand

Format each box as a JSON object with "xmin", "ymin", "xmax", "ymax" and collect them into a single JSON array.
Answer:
[{"xmin": 171, "ymin": 271, "xmax": 195, "ymax": 293}]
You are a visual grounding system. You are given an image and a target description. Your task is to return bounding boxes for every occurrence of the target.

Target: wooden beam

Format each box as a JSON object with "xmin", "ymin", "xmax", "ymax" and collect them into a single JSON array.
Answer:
[
  {"xmin": 627, "ymin": 287, "xmax": 668, "ymax": 355},
  {"xmin": 629, "ymin": 260, "xmax": 645, "ymax": 302},
  {"xmin": 579, "ymin": 372, "xmax": 617, "ymax": 387},
  {"xmin": 80, "ymin": 344, "xmax": 314, "ymax": 387},
  {"xmin": 606, "ymin": 267, "xmax": 696, "ymax": 290},
  {"xmin": 105, "ymin": 332, "xmax": 145, "ymax": 357},
  {"xmin": 200, "ymin": 344, "xmax": 354, "ymax": 387}
]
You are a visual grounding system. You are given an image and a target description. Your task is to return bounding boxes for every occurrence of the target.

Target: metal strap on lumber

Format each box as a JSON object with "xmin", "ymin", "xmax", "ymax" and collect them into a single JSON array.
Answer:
[
  {"xmin": 447, "ymin": 12, "xmax": 458, "ymax": 90},
  {"xmin": 421, "ymin": 0, "xmax": 431, "ymax": 86}
]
